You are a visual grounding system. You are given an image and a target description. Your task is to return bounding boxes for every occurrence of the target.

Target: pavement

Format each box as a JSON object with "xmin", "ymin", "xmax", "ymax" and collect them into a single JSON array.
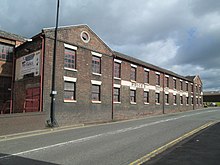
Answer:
[{"xmin": 143, "ymin": 122, "xmax": 220, "ymax": 165}]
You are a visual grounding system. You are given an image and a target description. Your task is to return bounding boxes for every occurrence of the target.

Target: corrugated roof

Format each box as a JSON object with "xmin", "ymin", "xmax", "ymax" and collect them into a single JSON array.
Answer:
[{"xmin": 0, "ymin": 29, "xmax": 26, "ymax": 42}]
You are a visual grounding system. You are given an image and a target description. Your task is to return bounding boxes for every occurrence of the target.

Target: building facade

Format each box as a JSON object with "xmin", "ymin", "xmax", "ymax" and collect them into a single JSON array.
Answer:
[
  {"xmin": 0, "ymin": 30, "xmax": 25, "ymax": 114},
  {"xmin": 11, "ymin": 25, "xmax": 203, "ymax": 127}
]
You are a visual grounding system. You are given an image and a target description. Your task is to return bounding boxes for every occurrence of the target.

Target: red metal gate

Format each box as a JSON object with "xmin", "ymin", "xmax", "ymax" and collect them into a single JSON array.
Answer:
[{"xmin": 24, "ymin": 87, "xmax": 40, "ymax": 112}]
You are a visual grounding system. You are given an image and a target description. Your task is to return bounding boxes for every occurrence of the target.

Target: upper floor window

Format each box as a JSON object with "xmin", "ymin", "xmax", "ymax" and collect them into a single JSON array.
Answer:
[
  {"xmin": 186, "ymin": 83, "xmax": 189, "ymax": 91},
  {"xmin": 92, "ymin": 56, "xmax": 101, "ymax": 74},
  {"xmin": 191, "ymin": 84, "xmax": 194, "ymax": 93},
  {"xmin": 173, "ymin": 79, "xmax": 177, "ymax": 89},
  {"xmin": 144, "ymin": 70, "xmax": 149, "ymax": 84},
  {"xmin": 64, "ymin": 48, "xmax": 76, "ymax": 69},
  {"xmin": 180, "ymin": 81, "xmax": 183, "ymax": 90},
  {"xmin": 114, "ymin": 62, "xmax": 121, "ymax": 78},
  {"xmin": 0, "ymin": 43, "xmax": 13, "ymax": 62},
  {"xmin": 165, "ymin": 76, "xmax": 169, "ymax": 88},
  {"xmin": 131, "ymin": 67, "xmax": 136, "ymax": 81},
  {"xmin": 156, "ymin": 73, "xmax": 160, "ymax": 86}
]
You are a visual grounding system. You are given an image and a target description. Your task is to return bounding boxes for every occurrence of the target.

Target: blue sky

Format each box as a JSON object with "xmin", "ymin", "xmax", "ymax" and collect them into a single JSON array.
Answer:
[{"xmin": 1, "ymin": 0, "xmax": 220, "ymax": 91}]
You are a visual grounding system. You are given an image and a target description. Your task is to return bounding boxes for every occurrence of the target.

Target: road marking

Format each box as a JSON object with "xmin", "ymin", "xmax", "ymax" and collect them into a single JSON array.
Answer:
[{"xmin": 129, "ymin": 121, "xmax": 217, "ymax": 165}]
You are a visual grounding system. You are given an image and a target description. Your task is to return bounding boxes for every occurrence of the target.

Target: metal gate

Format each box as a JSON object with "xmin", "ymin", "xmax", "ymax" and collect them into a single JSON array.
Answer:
[{"xmin": 23, "ymin": 87, "xmax": 40, "ymax": 112}]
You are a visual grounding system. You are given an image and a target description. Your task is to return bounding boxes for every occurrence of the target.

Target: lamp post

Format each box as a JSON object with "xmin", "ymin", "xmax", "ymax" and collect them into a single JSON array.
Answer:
[{"xmin": 49, "ymin": 0, "xmax": 60, "ymax": 127}]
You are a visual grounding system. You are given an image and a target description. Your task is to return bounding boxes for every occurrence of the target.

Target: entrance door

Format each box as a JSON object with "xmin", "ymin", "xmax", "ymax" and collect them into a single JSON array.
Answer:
[{"xmin": 24, "ymin": 87, "xmax": 40, "ymax": 112}]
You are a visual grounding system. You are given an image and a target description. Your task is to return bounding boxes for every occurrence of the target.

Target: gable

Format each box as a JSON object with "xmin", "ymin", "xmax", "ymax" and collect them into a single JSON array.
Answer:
[
  {"xmin": 194, "ymin": 75, "xmax": 203, "ymax": 86},
  {"xmin": 43, "ymin": 25, "xmax": 113, "ymax": 56}
]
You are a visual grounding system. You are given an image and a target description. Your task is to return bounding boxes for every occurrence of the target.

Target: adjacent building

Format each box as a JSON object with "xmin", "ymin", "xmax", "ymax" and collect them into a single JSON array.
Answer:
[{"xmin": 0, "ymin": 30, "xmax": 25, "ymax": 114}]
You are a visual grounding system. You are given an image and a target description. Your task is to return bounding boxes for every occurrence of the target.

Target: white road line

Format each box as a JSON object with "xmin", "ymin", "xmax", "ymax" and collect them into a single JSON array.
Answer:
[{"xmin": 0, "ymin": 110, "xmax": 218, "ymax": 160}]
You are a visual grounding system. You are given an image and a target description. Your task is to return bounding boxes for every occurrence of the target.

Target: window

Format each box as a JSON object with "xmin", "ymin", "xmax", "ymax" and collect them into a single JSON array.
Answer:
[
  {"xmin": 180, "ymin": 96, "xmax": 183, "ymax": 105},
  {"xmin": 191, "ymin": 97, "xmax": 194, "ymax": 105},
  {"xmin": 131, "ymin": 67, "xmax": 136, "ymax": 81},
  {"xmin": 92, "ymin": 56, "xmax": 101, "ymax": 74},
  {"xmin": 114, "ymin": 88, "xmax": 120, "ymax": 102},
  {"xmin": 144, "ymin": 91, "xmax": 149, "ymax": 103},
  {"xmin": 197, "ymin": 98, "xmax": 199, "ymax": 105},
  {"xmin": 186, "ymin": 97, "xmax": 189, "ymax": 105},
  {"xmin": 64, "ymin": 81, "xmax": 76, "ymax": 101},
  {"xmin": 156, "ymin": 74, "xmax": 160, "ymax": 86},
  {"xmin": 165, "ymin": 94, "xmax": 169, "ymax": 104},
  {"xmin": 165, "ymin": 77, "xmax": 169, "ymax": 87},
  {"xmin": 92, "ymin": 85, "xmax": 101, "ymax": 101},
  {"xmin": 114, "ymin": 62, "xmax": 121, "ymax": 78},
  {"xmin": 64, "ymin": 48, "xmax": 76, "ymax": 69},
  {"xmin": 191, "ymin": 84, "xmax": 194, "ymax": 93},
  {"xmin": 155, "ymin": 93, "xmax": 160, "ymax": 104},
  {"xmin": 173, "ymin": 95, "xmax": 177, "ymax": 104},
  {"xmin": 0, "ymin": 43, "xmax": 13, "ymax": 61},
  {"xmin": 130, "ymin": 90, "xmax": 136, "ymax": 103},
  {"xmin": 173, "ymin": 79, "xmax": 177, "ymax": 89},
  {"xmin": 186, "ymin": 83, "xmax": 189, "ymax": 91},
  {"xmin": 144, "ymin": 71, "xmax": 149, "ymax": 84},
  {"xmin": 180, "ymin": 81, "xmax": 183, "ymax": 90}
]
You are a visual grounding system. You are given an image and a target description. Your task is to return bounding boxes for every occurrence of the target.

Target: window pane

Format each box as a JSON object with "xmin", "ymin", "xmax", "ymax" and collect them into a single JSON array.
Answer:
[{"xmin": 64, "ymin": 48, "xmax": 76, "ymax": 69}]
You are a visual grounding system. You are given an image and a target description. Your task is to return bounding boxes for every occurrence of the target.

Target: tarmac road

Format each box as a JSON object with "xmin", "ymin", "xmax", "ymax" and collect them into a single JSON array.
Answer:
[{"xmin": 0, "ymin": 107, "xmax": 220, "ymax": 165}]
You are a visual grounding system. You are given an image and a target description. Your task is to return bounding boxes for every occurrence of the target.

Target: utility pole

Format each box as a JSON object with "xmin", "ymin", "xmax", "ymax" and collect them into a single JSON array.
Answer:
[{"xmin": 49, "ymin": 0, "xmax": 60, "ymax": 127}]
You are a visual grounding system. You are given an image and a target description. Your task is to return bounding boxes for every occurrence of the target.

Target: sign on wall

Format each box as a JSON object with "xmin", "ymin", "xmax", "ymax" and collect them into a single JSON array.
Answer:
[{"xmin": 15, "ymin": 50, "xmax": 41, "ymax": 80}]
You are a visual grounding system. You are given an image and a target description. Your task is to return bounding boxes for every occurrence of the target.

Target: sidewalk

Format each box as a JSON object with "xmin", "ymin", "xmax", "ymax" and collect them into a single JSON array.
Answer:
[{"xmin": 144, "ymin": 122, "xmax": 220, "ymax": 165}]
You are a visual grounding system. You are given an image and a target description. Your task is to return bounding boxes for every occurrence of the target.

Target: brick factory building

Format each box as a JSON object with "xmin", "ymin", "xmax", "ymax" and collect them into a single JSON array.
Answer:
[{"xmin": 1, "ymin": 25, "xmax": 203, "ymax": 133}]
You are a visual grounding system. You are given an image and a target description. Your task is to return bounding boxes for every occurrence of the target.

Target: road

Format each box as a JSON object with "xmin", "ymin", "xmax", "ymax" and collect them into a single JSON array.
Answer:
[{"xmin": 0, "ymin": 108, "xmax": 220, "ymax": 165}]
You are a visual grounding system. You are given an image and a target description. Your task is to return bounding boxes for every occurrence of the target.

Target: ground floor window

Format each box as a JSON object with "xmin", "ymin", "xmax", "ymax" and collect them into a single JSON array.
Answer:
[
  {"xmin": 186, "ymin": 97, "xmax": 189, "ymax": 105},
  {"xmin": 144, "ymin": 91, "xmax": 149, "ymax": 103},
  {"xmin": 180, "ymin": 96, "xmax": 183, "ymax": 105},
  {"xmin": 165, "ymin": 94, "xmax": 169, "ymax": 104},
  {"xmin": 64, "ymin": 81, "xmax": 76, "ymax": 101},
  {"xmin": 173, "ymin": 95, "xmax": 177, "ymax": 105},
  {"xmin": 130, "ymin": 90, "xmax": 136, "ymax": 103},
  {"xmin": 0, "ymin": 76, "xmax": 11, "ymax": 102},
  {"xmin": 155, "ymin": 92, "xmax": 160, "ymax": 104},
  {"xmin": 191, "ymin": 97, "xmax": 194, "ymax": 105},
  {"xmin": 92, "ymin": 85, "xmax": 101, "ymax": 101},
  {"xmin": 114, "ymin": 88, "xmax": 120, "ymax": 102}
]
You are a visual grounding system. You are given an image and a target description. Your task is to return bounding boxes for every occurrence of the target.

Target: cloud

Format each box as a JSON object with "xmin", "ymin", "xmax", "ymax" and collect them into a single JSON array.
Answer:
[{"xmin": 1, "ymin": 0, "xmax": 220, "ymax": 91}]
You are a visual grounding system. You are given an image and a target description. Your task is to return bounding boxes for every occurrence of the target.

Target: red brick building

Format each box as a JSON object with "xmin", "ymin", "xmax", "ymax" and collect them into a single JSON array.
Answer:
[
  {"xmin": 0, "ymin": 30, "xmax": 25, "ymax": 114},
  {"xmin": 1, "ymin": 25, "xmax": 203, "ymax": 133}
]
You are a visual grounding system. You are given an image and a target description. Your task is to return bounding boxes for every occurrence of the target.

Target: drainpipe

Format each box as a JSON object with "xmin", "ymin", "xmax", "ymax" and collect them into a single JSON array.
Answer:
[
  {"xmin": 10, "ymin": 46, "xmax": 16, "ymax": 114},
  {"xmin": 111, "ymin": 55, "xmax": 115, "ymax": 120},
  {"xmin": 40, "ymin": 35, "xmax": 45, "ymax": 112}
]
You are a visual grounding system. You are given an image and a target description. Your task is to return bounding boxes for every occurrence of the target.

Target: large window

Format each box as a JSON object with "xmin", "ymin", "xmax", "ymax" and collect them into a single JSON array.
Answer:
[
  {"xmin": 92, "ymin": 56, "xmax": 101, "ymax": 74},
  {"xmin": 114, "ymin": 62, "xmax": 121, "ymax": 78},
  {"xmin": 64, "ymin": 48, "xmax": 76, "ymax": 69},
  {"xmin": 156, "ymin": 74, "xmax": 160, "ymax": 86},
  {"xmin": 130, "ymin": 90, "xmax": 136, "ymax": 103},
  {"xmin": 144, "ymin": 91, "xmax": 149, "ymax": 103},
  {"xmin": 0, "ymin": 43, "xmax": 13, "ymax": 61},
  {"xmin": 92, "ymin": 85, "xmax": 101, "ymax": 101},
  {"xmin": 64, "ymin": 81, "xmax": 76, "ymax": 101},
  {"xmin": 114, "ymin": 88, "xmax": 120, "ymax": 102},
  {"xmin": 144, "ymin": 70, "xmax": 149, "ymax": 84},
  {"xmin": 155, "ymin": 92, "xmax": 160, "ymax": 104},
  {"xmin": 131, "ymin": 67, "xmax": 136, "ymax": 81}
]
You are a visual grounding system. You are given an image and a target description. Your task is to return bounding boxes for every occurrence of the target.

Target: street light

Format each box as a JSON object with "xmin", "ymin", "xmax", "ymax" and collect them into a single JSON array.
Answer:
[{"xmin": 49, "ymin": 0, "xmax": 60, "ymax": 127}]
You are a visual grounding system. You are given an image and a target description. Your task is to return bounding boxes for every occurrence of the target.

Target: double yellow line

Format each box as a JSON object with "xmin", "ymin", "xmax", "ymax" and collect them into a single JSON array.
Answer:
[{"xmin": 129, "ymin": 121, "xmax": 217, "ymax": 165}]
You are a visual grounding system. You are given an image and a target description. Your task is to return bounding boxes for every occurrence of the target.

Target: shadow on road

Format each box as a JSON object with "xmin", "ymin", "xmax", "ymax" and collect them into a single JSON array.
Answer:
[{"xmin": 0, "ymin": 153, "xmax": 59, "ymax": 165}]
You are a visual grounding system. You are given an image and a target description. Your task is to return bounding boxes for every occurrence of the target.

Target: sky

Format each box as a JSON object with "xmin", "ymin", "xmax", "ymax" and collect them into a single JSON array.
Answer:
[{"xmin": 1, "ymin": 0, "xmax": 220, "ymax": 91}]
